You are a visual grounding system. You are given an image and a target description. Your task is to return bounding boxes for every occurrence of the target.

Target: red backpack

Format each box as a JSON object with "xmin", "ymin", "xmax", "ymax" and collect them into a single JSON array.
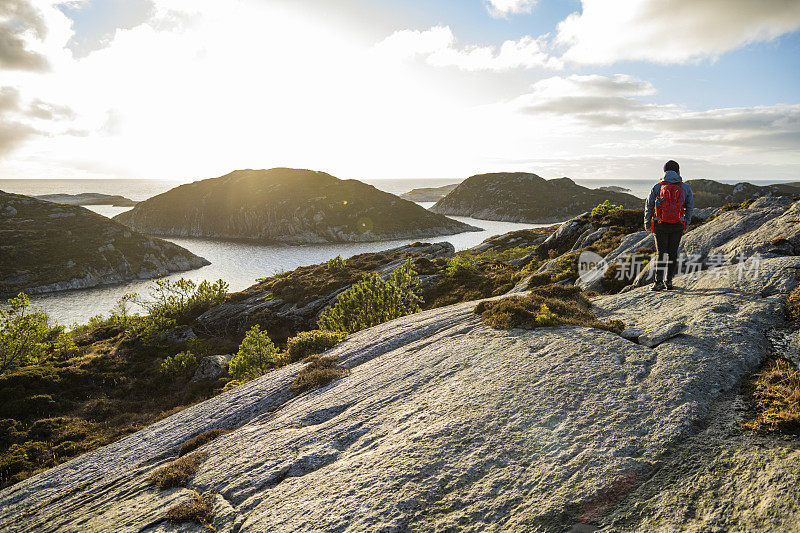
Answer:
[{"xmin": 656, "ymin": 182, "xmax": 685, "ymax": 224}]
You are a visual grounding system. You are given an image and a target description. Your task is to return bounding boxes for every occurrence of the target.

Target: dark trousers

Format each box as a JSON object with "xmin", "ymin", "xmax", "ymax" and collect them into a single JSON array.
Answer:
[{"xmin": 653, "ymin": 222, "xmax": 683, "ymax": 283}]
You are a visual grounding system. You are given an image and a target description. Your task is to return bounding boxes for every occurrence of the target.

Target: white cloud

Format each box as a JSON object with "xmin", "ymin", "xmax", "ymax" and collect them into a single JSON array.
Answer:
[
  {"xmin": 375, "ymin": 25, "xmax": 562, "ymax": 71},
  {"xmin": 557, "ymin": 0, "xmax": 800, "ymax": 64},
  {"xmin": 485, "ymin": 0, "xmax": 537, "ymax": 18},
  {"xmin": 515, "ymin": 74, "xmax": 800, "ymax": 155}
]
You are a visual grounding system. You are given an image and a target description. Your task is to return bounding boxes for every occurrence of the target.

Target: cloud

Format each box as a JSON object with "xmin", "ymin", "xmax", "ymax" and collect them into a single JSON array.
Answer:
[
  {"xmin": 517, "ymin": 74, "xmax": 662, "ymax": 125},
  {"xmin": 0, "ymin": 87, "xmax": 36, "ymax": 156},
  {"xmin": 26, "ymin": 98, "xmax": 75, "ymax": 120},
  {"xmin": 375, "ymin": 25, "xmax": 562, "ymax": 71},
  {"xmin": 516, "ymin": 74, "xmax": 800, "ymax": 153},
  {"xmin": 0, "ymin": 0, "xmax": 49, "ymax": 71},
  {"xmin": 485, "ymin": 0, "xmax": 537, "ymax": 18},
  {"xmin": 556, "ymin": 0, "xmax": 800, "ymax": 64}
]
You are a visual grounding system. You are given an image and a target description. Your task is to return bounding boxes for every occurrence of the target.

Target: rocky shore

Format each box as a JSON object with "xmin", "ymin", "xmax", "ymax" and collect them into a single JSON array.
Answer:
[{"xmin": 0, "ymin": 191, "xmax": 208, "ymax": 297}]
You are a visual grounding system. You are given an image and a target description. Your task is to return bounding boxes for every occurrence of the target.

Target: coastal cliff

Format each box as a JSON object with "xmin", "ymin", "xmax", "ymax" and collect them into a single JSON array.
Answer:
[
  {"xmin": 0, "ymin": 191, "xmax": 208, "ymax": 297},
  {"xmin": 113, "ymin": 168, "xmax": 480, "ymax": 244},
  {"xmin": 430, "ymin": 172, "xmax": 641, "ymax": 223}
]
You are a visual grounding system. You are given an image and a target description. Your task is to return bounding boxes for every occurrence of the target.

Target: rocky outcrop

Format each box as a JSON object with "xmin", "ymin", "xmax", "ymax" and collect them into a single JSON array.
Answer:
[
  {"xmin": 430, "ymin": 172, "xmax": 641, "ymax": 223},
  {"xmin": 34, "ymin": 193, "xmax": 138, "ymax": 207},
  {"xmin": 399, "ymin": 183, "xmax": 459, "ymax": 202},
  {"xmin": 113, "ymin": 168, "xmax": 479, "ymax": 244},
  {"xmin": 194, "ymin": 242, "xmax": 456, "ymax": 338},
  {"xmin": 0, "ymin": 191, "xmax": 209, "ymax": 297},
  {"xmin": 0, "ymin": 255, "xmax": 797, "ymax": 532},
  {"xmin": 687, "ymin": 178, "xmax": 800, "ymax": 208}
]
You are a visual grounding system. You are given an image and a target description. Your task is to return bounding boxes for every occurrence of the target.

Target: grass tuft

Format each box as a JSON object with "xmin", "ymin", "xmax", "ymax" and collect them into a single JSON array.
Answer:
[
  {"xmin": 475, "ymin": 284, "xmax": 624, "ymax": 333},
  {"xmin": 178, "ymin": 429, "xmax": 230, "ymax": 457},
  {"xmin": 741, "ymin": 357, "xmax": 800, "ymax": 433},
  {"xmin": 291, "ymin": 356, "xmax": 348, "ymax": 393},
  {"xmin": 148, "ymin": 452, "xmax": 208, "ymax": 490},
  {"xmin": 165, "ymin": 491, "xmax": 214, "ymax": 525}
]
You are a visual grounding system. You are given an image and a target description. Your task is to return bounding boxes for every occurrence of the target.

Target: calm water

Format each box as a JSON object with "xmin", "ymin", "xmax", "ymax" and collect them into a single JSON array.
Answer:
[{"xmin": 27, "ymin": 207, "xmax": 552, "ymax": 326}]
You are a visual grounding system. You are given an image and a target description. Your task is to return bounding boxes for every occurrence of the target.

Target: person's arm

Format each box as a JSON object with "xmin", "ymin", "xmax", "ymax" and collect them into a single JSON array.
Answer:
[
  {"xmin": 683, "ymin": 183, "xmax": 694, "ymax": 227},
  {"xmin": 644, "ymin": 183, "xmax": 658, "ymax": 229}
]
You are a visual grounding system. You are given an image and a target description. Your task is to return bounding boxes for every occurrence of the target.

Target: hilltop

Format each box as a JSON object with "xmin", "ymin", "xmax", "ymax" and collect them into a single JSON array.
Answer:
[
  {"xmin": 430, "ymin": 172, "xmax": 641, "ymax": 223},
  {"xmin": 0, "ymin": 191, "xmax": 208, "ymax": 297},
  {"xmin": 686, "ymin": 179, "xmax": 800, "ymax": 208},
  {"xmin": 113, "ymin": 169, "xmax": 479, "ymax": 244}
]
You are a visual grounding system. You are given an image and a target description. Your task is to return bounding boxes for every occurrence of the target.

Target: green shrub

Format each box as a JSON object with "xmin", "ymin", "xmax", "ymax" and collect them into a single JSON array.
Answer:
[
  {"xmin": 326, "ymin": 255, "xmax": 346, "ymax": 273},
  {"xmin": 1, "ymin": 293, "xmax": 72, "ymax": 375},
  {"xmin": 446, "ymin": 255, "xmax": 477, "ymax": 277},
  {"xmin": 228, "ymin": 325, "xmax": 283, "ymax": 383},
  {"xmin": 144, "ymin": 278, "xmax": 229, "ymax": 324},
  {"xmin": 317, "ymin": 259, "xmax": 422, "ymax": 333},
  {"xmin": 534, "ymin": 304, "xmax": 560, "ymax": 327},
  {"xmin": 591, "ymin": 200, "xmax": 622, "ymax": 218},
  {"xmin": 286, "ymin": 330, "xmax": 345, "ymax": 363},
  {"xmin": 160, "ymin": 351, "xmax": 199, "ymax": 378}
]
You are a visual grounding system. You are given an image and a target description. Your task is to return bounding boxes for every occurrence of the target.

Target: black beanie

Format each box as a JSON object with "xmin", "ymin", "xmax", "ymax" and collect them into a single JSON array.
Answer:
[{"xmin": 664, "ymin": 160, "xmax": 680, "ymax": 173}]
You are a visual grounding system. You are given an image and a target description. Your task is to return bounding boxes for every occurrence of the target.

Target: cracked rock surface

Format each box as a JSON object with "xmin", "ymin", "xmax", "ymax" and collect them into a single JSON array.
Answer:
[{"xmin": 0, "ymin": 258, "xmax": 798, "ymax": 532}]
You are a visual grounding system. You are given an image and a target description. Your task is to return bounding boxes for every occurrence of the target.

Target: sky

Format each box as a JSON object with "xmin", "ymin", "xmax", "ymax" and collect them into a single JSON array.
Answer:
[{"xmin": 0, "ymin": 0, "xmax": 798, "ymax": 182}]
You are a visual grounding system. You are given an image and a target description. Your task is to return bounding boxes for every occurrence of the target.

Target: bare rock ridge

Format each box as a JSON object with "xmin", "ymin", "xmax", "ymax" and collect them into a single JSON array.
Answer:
[
  {"xmin": 113, "ymin": 168, "xmax": 480, "ymax": 244},
  {"xmin": 1, "ymin": 203, "xmax": 798, "ymax": 531},
  {"xmin": 430, "ymin": 172, "xmax": 642, "ymax": 223},
  {"xmin": 34, "ymin": 193, "xmax": 137, "ymax": 207},
  {"xmin": 0, "ymin": 190, "xmax": 208, "ymax": 297}
]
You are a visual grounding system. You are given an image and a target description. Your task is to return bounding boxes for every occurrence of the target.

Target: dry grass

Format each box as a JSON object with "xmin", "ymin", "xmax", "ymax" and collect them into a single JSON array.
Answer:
[
  {"xmin": 148, "ymin": 452, "xmax": 208, "ymax": 490},
  {"xmin": 788, "ymin": 274, "xmax": 800, "ymax": 326},
  {"xmin": 475, "ymin": 284, "xmax": 624, "ymax": 333},
  {"xmin": 165, "ymin": 491, "xmax": 214, "ymax": 526},
  {"xmin": 291, "ymin": 356, "xmax": 348, "ymax": 393},
  {"xmin": 178, "ymin": 429, "xmax": 230, "ymax": 457},
  {"xmin": 741, "ymin": 358, "xmax": 800, "ymax": 433}
]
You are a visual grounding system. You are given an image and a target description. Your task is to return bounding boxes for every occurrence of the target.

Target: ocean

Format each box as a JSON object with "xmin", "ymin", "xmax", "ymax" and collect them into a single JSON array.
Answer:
[{"xmin": 2, "ymin": 176, "xmax": 795, "ymax": 325}]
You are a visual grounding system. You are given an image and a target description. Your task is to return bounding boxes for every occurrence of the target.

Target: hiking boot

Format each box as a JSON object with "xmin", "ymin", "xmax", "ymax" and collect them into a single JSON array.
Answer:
[
  {"xmin": 650, "ymin": 281, "xmax": 665, "ymax": 291},
  {"xmin": 664, "ymin": 280, "xmax": 674, "ymax": 290}
]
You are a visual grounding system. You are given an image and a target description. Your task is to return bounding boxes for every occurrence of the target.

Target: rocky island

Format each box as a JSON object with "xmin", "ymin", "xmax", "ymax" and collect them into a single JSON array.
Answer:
[
  {"xmin": 0, "ymin": 191, "xmax": 208, "ymax": 297},
  {"xmin": 686, "ymin": 179, "xmax": 800, "ymax": 208},
  {"xmin": 430, "ymin": 172, "xmax": 641, "ymax": 223},
  {"xmin": 34, "ymin": 193, "xmax": 138, "ymax": 207},
  {"xmin": 113, "ymin": 168, "xmax": 479, "ymax": 244},
  {"xmin": 399, "ymin": 183, "xmax": 459, "ymax": 202}
]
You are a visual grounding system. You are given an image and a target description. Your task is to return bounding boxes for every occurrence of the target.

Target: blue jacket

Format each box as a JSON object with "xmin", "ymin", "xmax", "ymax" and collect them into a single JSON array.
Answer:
[{"xmin": 644, "ymin": 170, "xmax": 694, "ymax": 228}]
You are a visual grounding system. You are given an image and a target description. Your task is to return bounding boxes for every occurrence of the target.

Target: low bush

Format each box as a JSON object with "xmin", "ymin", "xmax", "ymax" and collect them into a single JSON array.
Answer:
[
  {"xmin": 591, "ymin": 200, "xmax": 622, "ymax": 218},
  {"xmin": 317, "ymin": 259, "xmax": 422, "ymax": 333},
  {"xmin": 475, "ymin": 284, "xmax": 624, "ymax": 333},
  {"xmin": 326, "ymin": 255, "xmax": 347, "ymax": 273},
  {"xmin": 446, "ymin": 255, "xmax": 477, "ymax": 277},
  {"xmin": 228, "ymin": 325, "xmax": 283, "ymax": 383},
  {"xmin": 291, "ymin": 356, "xmax": 347, "ymax": 393},
  {"xmin": 286, "ymin": 330, "xmax": 345, "ymax": 363},
  {"xmin": 148, "ymin": 452, "xmax": 208, "ymax": 490},
  {"xmin": 160, "ymin": 351, "xmax": 198, "ymax": 378},
  {"xmin": 179, "ymin": 429, "xmax": 230, "ymax": 457},
  {"xmin": 165, "ymin": 491, "xmax": 214, "ymax": 525},
  {"xmin": 165, "ymin": 492, "xmax": 214, "ymax": 525}
]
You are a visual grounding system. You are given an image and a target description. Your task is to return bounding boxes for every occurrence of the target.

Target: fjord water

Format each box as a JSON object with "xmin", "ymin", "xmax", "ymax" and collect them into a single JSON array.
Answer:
[{"xmin": 25, "ymin": 208, "xmax": 552, "ymax": 326}]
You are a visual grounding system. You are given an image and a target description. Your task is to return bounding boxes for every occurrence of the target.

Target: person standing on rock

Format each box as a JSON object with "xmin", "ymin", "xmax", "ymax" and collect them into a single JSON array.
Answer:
[{"xmin": 644, "ymin": 160, "xmax": 694, "ymax": 291}]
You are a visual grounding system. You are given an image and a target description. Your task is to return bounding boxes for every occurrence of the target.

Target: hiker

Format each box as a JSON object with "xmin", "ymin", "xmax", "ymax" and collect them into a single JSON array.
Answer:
[{"xmin": 644, "ymin": 160, "xmax": 694, "ymax": 291}]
